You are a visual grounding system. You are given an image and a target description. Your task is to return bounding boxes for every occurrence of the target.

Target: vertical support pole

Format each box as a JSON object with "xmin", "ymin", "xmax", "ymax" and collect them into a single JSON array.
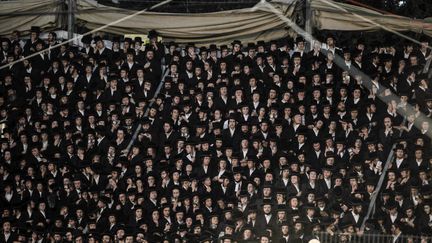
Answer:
[
  {"xmin": 305, "ymin": 0, "xmax": 313, "ymax": 51},
  {"xmin": 68, "ymin": 0, "xmax": 75, "ymax": 40}
]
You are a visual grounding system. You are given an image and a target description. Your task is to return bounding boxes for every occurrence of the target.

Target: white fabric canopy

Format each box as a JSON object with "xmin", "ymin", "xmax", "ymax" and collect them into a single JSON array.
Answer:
[
  {"xmin": 311, "ymin": 0, "xmax": 432, "ymax": 37},
  {"xmin": 1, "ymin": 0, "xmax": 432, "ymax": 44},
  {"xmin": 75, "ymin": 0, "xmax": 300, "ymax": 46},
  {"xmin": 0, "ymin": 0, "xmax": 61, "ymax": 36}
]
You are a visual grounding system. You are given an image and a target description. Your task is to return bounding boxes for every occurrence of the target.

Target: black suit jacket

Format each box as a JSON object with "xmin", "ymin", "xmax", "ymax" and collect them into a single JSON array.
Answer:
[
  {"xmin": 222, "ymin": 128, "xmax": 242, "ymax": 151},
  {"xmin": 342, "ymin": 211, "xmax": 364, "ymax": 228},
  {"xmin": 97, "ymin": 137, "xmax": 110, "ymax": 155},
  {"xmin": 287, "ymin": 183, "xmax": 301, "ymax": 197},
  {"xmin": 194, "ymin": 165, "xmax": 213, "ymax": 181},
  {"xmin": 214, "ymin": 183, "xmax": 235, "ymax": 200},
  {"xmin": 95, "ymin": 48, "xmax": 113, "ymax": 62},
  {"xmin": 122, "ymin": 62, "xmax": 139, "ymax": 78},
  {"xmin": 278, "ymin": 236, "xmax": 299, "ymax": 243},
  {"xmin": 0, "ymin": 232, "xmax": 17, "ymax": 243},
  {"xmin": 256, "ymin": 213, "xmax": 277, "ymax": 231}
]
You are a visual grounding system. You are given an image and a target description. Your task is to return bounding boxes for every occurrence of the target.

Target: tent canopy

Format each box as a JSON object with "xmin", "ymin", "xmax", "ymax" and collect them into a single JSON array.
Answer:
[
  {"xmin": 311, "ymin": 0, "xmax": 432, "ymax": 37},
  {"xmin": 1, "ymin": 0, "xmax": 432, "ymax": 45},
  {"xmin": 0, "ymin": 0, "xmax": 60, "ymax": 36},
  {"xmin": 75, "ymin": 0, "xmax": 300, "ymax": 46}
]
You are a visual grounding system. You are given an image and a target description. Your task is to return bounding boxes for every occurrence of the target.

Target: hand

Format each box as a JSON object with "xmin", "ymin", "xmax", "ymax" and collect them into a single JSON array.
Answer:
[
  {"xmin": 384, "ymin": 89, "xmax": 391, "ymax": 96},
  {"xmin": 164, "ymin": 223, "xmax": 171, "ymax": 232},
  {"xmin": 376, "ymin": 164, "xmax": 382, "ymax": 172}
]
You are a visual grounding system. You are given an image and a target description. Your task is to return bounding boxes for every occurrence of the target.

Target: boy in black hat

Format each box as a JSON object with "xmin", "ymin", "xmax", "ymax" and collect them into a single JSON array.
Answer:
[
  {"xmin": 24, "ymin": 26, "xmax": 42, "ymax": 55},
  {"xmin": 80, "ymin": 35, "xmax": 94, "ymax": 59}
]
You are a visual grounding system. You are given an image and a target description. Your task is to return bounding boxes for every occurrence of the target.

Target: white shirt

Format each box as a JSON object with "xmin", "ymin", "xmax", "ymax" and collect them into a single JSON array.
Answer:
[
  {"xmin": 4, "ymin": 232, "xmax": 11, "ymax": 242},
  {"xmin": 345, "ymin": 60, "xmax": 351, "ymax": 69},
  {"xmin": 390, "ymin": 213, "xmax": 398, "ymax": 223},
  {"xmin": 94, "ymin": 175, "xmax": 100, "ymax": 184},
  {"xmin": 392, "ymin": 232, "xmax": 402, "ymax": 243},
  {"xmin": 221, "ymin": 96, "xmax": 228, "ymax": 104},
  {"xmin": 264, "ymin": 214, "xmax": 272, "ymax": 223},
  {"xmin": 229, "ymin": 128, "xmax": 235, "ymax": 137},
  {"xmin": 352, "ymin": 211, "xmax": 360, "ymax": 223},
  {"xmin": 325, "ymin": 178, "xmax": 331, "ymax": 189},
  {"xmin": 293, "ymin": 184, "xmax": 300, "ymax": 192},
  {"xmin": 5, "ymin": 192, "xmax": 13, "ymax": 202},
  {"xmin": 416, "ymin": 159, "xmax": 423, "ymax": 167},
  {"xmin": 395, "ymin": 158, "xmax": 404, "ymax": 168},
  {"xmin": 298, "ymin": 143, "xmax": 305, "ymax": 150},
  {"xmin": 283, "ymin": 178, "xmax": 289, "ymax": 187},
  {"xmin": 412, "ymin": 196, "xmax": 419, "ymax": 206},
  {"xmin": 249, "ymin": 168, "xmax": 255, "ymax": 176},
  {"xmin": 309, "ymin": 181, "xmax": 315, "ymax": 189},
  {"xmin": 235, "ymin": 182, "xmax": 242, "ymax": 192}
]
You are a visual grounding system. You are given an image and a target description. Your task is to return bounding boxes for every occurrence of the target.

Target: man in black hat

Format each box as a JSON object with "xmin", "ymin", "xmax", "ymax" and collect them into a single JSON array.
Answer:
[
  {"xmin": 30, "ymin": 39, "xmax": 50, "ymax": 72},
  {"xmin": 293, "ymin": 36, "xmax": 306, "ymax": 58},
  {"xmin": 1, "ymin": 218, "xmax": 17, "ymax": 243},
  {"xmin": 341, "ymin": 198, "xmax": 365, "ymax": 228},
  {"xmin": 94, "ymin": 36, "xmax": 113, "ymax": 63},
  {"xmin": 390, "ymin": 222, "xmax": 404, "ymax": 243},
  {"xmin": 390, "ymin": 143, "xmax": 409, "ymax": 172},
  {"xmin": 146, "ymin": 29, "xmax": 165, "ymax": 60},
  {"xmin": 80, "ymin": 35, "xmax": 94, "ymax": 59},
  {"xmin": 24, "ymin": 26, "xmax": 42, "ymax": 55},
  {"xmin": 256, "ymin": 199, "xmax": 276, "ymax": 231}
]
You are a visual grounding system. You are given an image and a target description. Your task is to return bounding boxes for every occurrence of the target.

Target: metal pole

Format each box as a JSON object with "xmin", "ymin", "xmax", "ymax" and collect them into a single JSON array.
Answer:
[
  {"xmin": 67, "ymin": 0, "xmax": 75, "ymax": 40},
  {"xmin": 360, "ymin": 117, "xmax": 406, "ymax": 232},
  {"xmin": 122, "ymin": 66, "xmax": 169, "ymax": 156},
  {"xmin": 305, "ymin": 0, "xmax": 313, "ymax": 51},
  {"xmin": 359, "ymin": 144, "xmax": 396, "ymax": 233}
]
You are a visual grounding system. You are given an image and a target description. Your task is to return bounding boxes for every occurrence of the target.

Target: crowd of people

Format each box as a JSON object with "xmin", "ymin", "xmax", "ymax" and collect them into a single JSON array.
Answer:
[{"xmin": 0, "ymin": 25, "xmax": 432, "ymax": 243}]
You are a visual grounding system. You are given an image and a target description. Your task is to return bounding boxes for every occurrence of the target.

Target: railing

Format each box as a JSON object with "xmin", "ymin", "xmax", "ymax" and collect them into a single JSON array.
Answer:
[{"xmin": 315, "ymin": 231, "xmax": 431, "ymax": 243}]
